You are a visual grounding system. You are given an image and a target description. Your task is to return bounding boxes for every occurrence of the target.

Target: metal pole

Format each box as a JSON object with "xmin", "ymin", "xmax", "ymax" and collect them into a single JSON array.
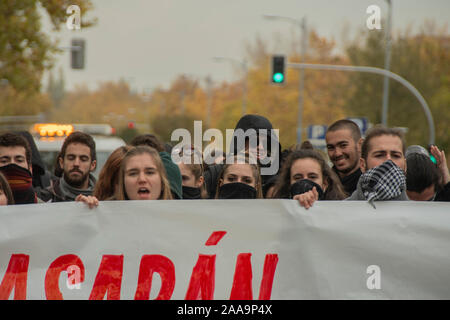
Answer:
[
  {"xmin": 206, "ymin": 75, "xmax": 213, "ymax": 127},
  {"xmin": 287, "ymin": 62, "xmax": 435, "ymax": 145},
  {"xmin": 297, "ymin": 17, "xmax": 307, "ymax": 143},
  {"xmin": 242, "ymin": 59, "xmax": 248, "ymax": 116},
  {"xmin": 381, "ymin": 0, "xmax": 392, "ymax": 125}
]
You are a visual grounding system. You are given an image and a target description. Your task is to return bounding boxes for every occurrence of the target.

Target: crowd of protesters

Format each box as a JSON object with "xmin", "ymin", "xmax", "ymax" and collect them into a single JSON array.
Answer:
[{"xmin": 0, "ymin": 114, "xmax": 449, "ymax": 209}]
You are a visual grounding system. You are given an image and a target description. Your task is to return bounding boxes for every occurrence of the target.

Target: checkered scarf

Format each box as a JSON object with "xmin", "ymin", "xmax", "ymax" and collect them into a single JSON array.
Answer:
[{"xmin": 360, "ymin": 160, "xmax": 406, "ymax": 208}]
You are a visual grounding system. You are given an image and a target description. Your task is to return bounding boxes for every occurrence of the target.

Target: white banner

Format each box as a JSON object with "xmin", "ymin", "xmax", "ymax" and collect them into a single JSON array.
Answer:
[{"xmin": 1, "ymin": 200, "xmax": 449, "ymax": 300}]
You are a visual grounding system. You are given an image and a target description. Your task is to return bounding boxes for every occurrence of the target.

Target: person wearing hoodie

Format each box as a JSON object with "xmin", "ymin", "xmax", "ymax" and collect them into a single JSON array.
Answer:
[
  {"xmin": 204, "ymin": 114, "xmax": 281, "ymax": 198},
  {"xmin": 38, "ymin": 131, "xmax": 97, "ymax": 202},
  {"xmin": 16, "ymin": 131, "xmax": 52, "ymax": 190}
]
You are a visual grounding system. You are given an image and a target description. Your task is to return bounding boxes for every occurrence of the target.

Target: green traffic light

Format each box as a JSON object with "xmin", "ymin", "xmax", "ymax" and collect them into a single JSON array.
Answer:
[{"xmin": 273, "ymin": 72, "xmax": 284, "ymax": 83}]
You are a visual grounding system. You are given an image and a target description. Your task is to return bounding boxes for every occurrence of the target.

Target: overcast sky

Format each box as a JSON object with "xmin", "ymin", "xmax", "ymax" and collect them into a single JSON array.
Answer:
[{"xmin": 41, "ymin": 0, "xmax": 449, "ymax": 93}]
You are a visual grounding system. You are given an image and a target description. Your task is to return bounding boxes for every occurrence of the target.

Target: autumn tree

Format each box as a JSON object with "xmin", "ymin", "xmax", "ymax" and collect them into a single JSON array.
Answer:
[
  {"xmin": 346, "ymin": 22, "xmax": 449, "ymax": 153},
  {"xmin": 0, "ymin": 0, "xmax": 95, "ymax": 116},
  {"xmin": 49, "ymin": 80, "xmax": 150, "ymax": 134},
  {"xmin": 242, "ymin": 32, "xmax": 350, "ymax": 149}
]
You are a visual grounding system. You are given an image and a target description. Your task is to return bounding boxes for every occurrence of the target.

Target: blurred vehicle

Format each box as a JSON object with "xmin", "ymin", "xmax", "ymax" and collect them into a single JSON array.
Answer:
[{"xmin": 31, "ymin": 123, "xmax": 126, "ymax": 179}]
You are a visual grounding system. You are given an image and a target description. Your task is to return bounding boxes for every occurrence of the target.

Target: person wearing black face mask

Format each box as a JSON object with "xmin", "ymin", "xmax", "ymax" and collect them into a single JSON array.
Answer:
[
  {"xmin": 290, "ymin": 179, "xmax": 325, "ymax": 200},
  {"xmin": 174, "ymin": 145, "xmax": 208, "ymax": 200},
  {"xmin": 271, "ymin": 149, "xmax": 347, "ymax": 208},
  {"xmin": 215, "ymin": 154, "xmax": 263, "ymax": 199}
]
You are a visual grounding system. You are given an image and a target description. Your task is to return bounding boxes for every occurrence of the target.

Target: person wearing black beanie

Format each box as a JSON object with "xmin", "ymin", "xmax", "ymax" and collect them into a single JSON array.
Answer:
[{"xmin": 204, "ymin": 114, "xmax": 281, "ymax": 198}]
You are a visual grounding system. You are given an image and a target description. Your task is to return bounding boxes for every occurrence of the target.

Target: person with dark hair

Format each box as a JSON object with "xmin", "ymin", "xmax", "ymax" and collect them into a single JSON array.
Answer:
[
  {"xmin": 38, "ymin": 131, "xmax": 97, "ymax": 202},
  {"xmin": 347, "ymin": 126, "xmax": 409, "ymax": 206},
  {"xmin": 294, "ymin": 140, "xmax": 314, "ymax": 151},
  {"xmin": 131, "ymin": 134, "xmax": 182, "ymax": 199},
  {"xmin": 406, "ymin": 152, "xmax": 441, "ymax": 201},
  {"xmin": 271, "ymin": 149, "xmax": 347, "ymax": 208},
  {"xmin": 0, "ymin": 172, "xmax": 14, "ymax": 205},
  {"xmin": 0, "ymin": 132, "xmax": 32, "ymax": 169},
  {"xmin": 325, "ymin": 119, "xmax": 363, "ymax": 195},
  {"xmin": 0, "ymin": 132, "xmax": 40, "ymax": 204},
  {"xmin": 406, "ymin": 145, "xmax": 450, "ymax": 201},
  {"xmin": 130, "ymin": 134, "xmax": 165, "ymax": 152}
]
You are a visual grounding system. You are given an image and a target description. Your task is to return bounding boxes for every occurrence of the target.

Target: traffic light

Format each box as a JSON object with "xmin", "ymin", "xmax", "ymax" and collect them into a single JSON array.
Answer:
[
  {"xmin": 71, "ymin": 38, "xmax": 85, "ymax": 69},
  {"xmin": 271, "ymin": 55, "xmax": 285, "ymax": 84}
]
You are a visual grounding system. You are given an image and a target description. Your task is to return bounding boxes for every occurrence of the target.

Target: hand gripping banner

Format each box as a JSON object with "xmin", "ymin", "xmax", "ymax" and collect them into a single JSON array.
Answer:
[{"xmin": 0, "ymin": 200, "xmax": 449, "ymax": 299}]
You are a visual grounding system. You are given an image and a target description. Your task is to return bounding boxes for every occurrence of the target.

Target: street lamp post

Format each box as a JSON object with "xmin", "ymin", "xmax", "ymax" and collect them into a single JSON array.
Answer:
[
  {"xmin": 263, "ymin": 14, "xmax": 307, "ymax": 143},
  {"xmin": 205, "ymin": 75, "xmax": 213, "ymax": 128},
  {"xmin": 382, "ymin": 0, "xmax": 392, "ymax": 126},
  {"xmin": 213, "ymin": 56, "xmax": 248, "ymax": 116}
]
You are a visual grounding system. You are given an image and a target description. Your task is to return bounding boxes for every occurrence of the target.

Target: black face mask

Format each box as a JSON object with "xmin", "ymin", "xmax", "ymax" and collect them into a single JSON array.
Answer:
[
  {"xmin": 218, "ymin": 182, "xmax": 257, "ymax": 199},
  {"xmin": 0, "ymin": 163, "xmax": 37, "ymax": 204},
  {"xmin": 182, "ymin": 186, "xmax": 202, "ymax": 200},
  {"xmin": 290, "ymin": 179, "xmax": 325, "ymax": 200}
]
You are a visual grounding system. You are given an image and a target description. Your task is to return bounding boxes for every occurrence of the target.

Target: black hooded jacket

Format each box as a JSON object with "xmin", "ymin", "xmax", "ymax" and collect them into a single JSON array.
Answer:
[
  {"xmin": 16, "ymin": 131, "xmax": 52, "ymax": 190},
  {"xmin": 203, "ymin": 114, "xmax": 282, "ymax": 198}
]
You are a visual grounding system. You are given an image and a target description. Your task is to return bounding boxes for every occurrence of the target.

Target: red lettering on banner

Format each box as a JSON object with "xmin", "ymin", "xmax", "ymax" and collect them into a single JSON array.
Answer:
[
  {"xmin": 45, "ymin": 254, "xmax": 85, "ymax": 300},
  {"xmin": 185, "ymin": 231, "xmax": 227, "ymax": 300},
  {"xmin": 89, "ymin": 255, "xmax": 124, "ymax": 300},
  {"xmin": 134, "ymin": 255, "xmax": 175, "ymax": 300},
  {"xmin": 229, "ymin": 253, "xmax": 279, "ymax": 300},
  {"xmin": 230, "ymin": 253, "xmax": 253, "ymax": 299},
  {"xmin": 185, "ymin": 254, "xmax": 216, "ymax": 300},
  {"xmin": 0, "ymin": 254, "xmax": 29, "ymax": 300},
  {"xmin": 205, "ymin": 231, "xmax": 227, "ymax": 246},
  {"xmin": 258, "ymin": 254, "xmax": 279, "ymax": 300}
]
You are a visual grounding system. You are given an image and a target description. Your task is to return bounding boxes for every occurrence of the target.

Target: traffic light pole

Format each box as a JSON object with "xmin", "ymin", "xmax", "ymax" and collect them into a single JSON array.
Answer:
[
  {"xmin": 382, "ymin": 0, "xmax": 393, "ymax": 126},
  {"xmin": 297, "ymin": 17, "xmax": 307, "ymax": 144},
  {"xmin": 263, "ymin": 14, "xmax": 308, "ymax": 143},
  {"xmin": 286, "ymin": 62, "xmax": 435, "ymax": 145}
]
